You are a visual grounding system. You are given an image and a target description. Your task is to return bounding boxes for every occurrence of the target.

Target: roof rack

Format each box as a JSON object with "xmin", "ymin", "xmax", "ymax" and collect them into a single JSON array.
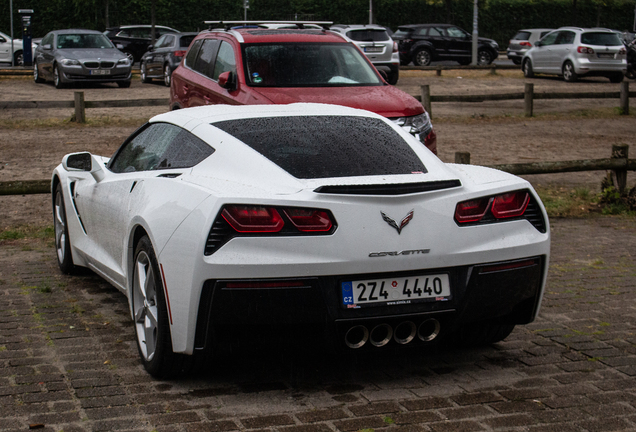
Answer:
[{"xmin": 204, "ymin": 20, "xmax": 333, "ymax": 31}]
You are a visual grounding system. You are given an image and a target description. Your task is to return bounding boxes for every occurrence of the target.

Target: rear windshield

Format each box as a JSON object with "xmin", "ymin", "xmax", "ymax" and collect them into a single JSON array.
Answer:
[
  {"xmin": 512, "ymin": 31, "xmax": 531, "ymax": 41},
  {"xmin": 346, "ymin": 29, "xmax": 390, "ymax": 42},
  {"xmin": 581, "ymin": 32, "xmax": 621, "ymax": 46},
  {"xmin": 393, "ymin": 28, "xmax": 413, "ymax": 39},
  {"xmin": 180, "ymin": 35, "xmax": 196, "ymax": 48},
  {"xmin": 242, "ymin": 42, "xmax": 382, "ymax": 87},
  {"xmin": 212, "ymin": 116, "xmax": 426, "ymax": 179}
]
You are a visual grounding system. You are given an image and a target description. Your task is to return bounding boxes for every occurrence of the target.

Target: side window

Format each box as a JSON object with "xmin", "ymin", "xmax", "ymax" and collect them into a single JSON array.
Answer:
[
  {"xmin": 154, "ymin": 34, "xmax": 167, "ymax": 48},
  {"xmin": 428, "ymin": 28, "xmax": 442, "ymax": 37},
  {"xmin": 415, "ymin": 28, "xmax": 428, "ymax": 36},
  {"xmin": 212, "ymin": 41, "xmax": 236, "ymax": 80},
  {"xmin": 447, "ymin": 27, "xmax": 468, "ymax": 38},
  {"xmin": 42, "ymin": 33, "xmax": 53, "ymax": 46},
  {"xmin": 559, "ymin": 31, "xmax": 575, "ymax": 45},
  {"xmin": 161, "ymin": 35, "xmax": 175, "ymax": 48},
  {"xmin": 109, "ymin": 123, "xmax": 214, "ymax": 173},
  {"xmin": 185, "ymin": 39, "xmax": 203, "ymax": 68},
  {"xmin": 540, "ymin": 32, "xmax": 558, "ymax": 46},
  {"xmin": 194, "ymin": 39, "xmax": 220, "ymax": 77}
]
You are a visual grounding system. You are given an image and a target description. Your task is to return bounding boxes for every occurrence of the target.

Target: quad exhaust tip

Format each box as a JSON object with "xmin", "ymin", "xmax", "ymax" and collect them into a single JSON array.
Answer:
[{"xmin": 344, "ymin": 318, "xmax": 441, "ymax": 349}]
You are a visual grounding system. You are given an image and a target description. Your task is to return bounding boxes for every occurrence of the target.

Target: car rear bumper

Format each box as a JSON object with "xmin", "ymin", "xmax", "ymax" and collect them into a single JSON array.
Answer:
[{"xmin": 573, "ymin": 58, "xmax": 627, "ymax": 75}]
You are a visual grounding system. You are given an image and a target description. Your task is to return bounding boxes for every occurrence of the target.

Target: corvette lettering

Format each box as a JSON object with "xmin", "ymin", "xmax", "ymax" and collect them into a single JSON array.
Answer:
[{"xmin": 369, "ymin": 249, "xmax": 430, "ymax": 257}]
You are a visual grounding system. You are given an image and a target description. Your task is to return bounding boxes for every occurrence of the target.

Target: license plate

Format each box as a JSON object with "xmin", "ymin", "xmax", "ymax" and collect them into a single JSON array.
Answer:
[
  {"xmin": 597, "ymin": 53, "xmax": 614, "ymax": 59},
  {"xmin": 341, "ymin": 273, "xmax": 451, "ymax": 308},
  {"xmin": 364, "ymin": 47, "xmax": 383, "ymax": 53},
  {"xmin": 90, "ymin": 69, "xmax": 111, "ymax": 75}
]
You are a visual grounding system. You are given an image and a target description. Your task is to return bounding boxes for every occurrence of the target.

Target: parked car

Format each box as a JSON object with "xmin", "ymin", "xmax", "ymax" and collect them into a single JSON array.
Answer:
[
  {"xmin": 522, "ymin": 27, "xmax": 627, "ymax": 83},
  {"xmin": 392, "ymin": 24, "xmax": 499, "ymax": 66},
  {"xmin": 140, "ymin": 32, "xmax": 197, "ymax": 86},
  {"xmin": 330, "ymin": 24, "xmax": 400, "ymax": 84},
  {"xmin": 506, "ymin": 28, "xmax": 554, "ymax": 65},
  {"xmin": 0, "ymin": 30, "xmax": 32, "ymax": 65},
  {"xmin": 52, "ymin": 103, "xmax": 550, "ymax": 377},
  {"xmin": 104, "ymin": 25, "xmax": 180, "ymax": 63},
  {"xmin": 170, "ymin": 21, "xmax": 437, "ymax": 154},
  {"xmin": 33, "ymin": 29, "xmax": 132, "ymax": 88}
]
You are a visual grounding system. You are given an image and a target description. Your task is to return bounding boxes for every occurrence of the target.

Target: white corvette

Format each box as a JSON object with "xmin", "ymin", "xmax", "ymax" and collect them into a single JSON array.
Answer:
[{"xmin": 52, "ymin": 103, "xmax": 550, "ymax": 377}]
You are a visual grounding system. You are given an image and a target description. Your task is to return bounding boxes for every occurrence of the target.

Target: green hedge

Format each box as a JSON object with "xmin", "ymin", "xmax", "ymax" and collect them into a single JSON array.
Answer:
[{"xmin": 2, "ymin": 0, "xmax": 635, "ymax": 47}]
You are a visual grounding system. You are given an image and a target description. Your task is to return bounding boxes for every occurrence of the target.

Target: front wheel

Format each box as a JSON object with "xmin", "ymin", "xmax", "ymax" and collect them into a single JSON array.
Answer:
[
  {"xmin": 54, "ymin": 64, "xmax": 65, "ymax": 89},
  {"xmin": 140, "ymin": 62, "xmax": 151, "ymax": 83},
  {"xmin": 53, "ymin": 183, "xmax": 75, "ymax": 274},
  {"xmin": 163, "ymin": 64, "xmax": 172, "ymax": 87},
  {"xmin": 477, "ymin": 49, "xmax": 493, "ymax": 65},
  {"xmin": 522, "ymin": 59, "xmax": 534, "ymax": 78},
  {"xmin": 34, "ymin": 61, "xmax": 45, "ymax": 83},
  {"xmin": 14, "ymin": 50, "xmax": 24, "ymax": 66},
  {"xmin": 562, "ymin": 61, "xmax": 578, "ymax": 82},
  {"xmin": 413, "ymin": 49, "xmax": 432, "ymax": 66},
  {"xmin": 132, "ymin": 236, "xmax": 191, "ymax": 378}
]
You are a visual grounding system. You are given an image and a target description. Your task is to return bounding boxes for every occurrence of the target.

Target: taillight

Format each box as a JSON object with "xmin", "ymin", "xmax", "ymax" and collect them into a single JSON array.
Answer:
[
  {"xmin": 393, "ymin": 41, "xmax": 398, "ymax": 53},
  {"xmin": 577, "ymin": 46, "xmax": 594, "ymax": 54},
  {"xmin": 174, "ymin": 50, "xmax": 187, "ymax": 57},
  {"xmin": 491, "ymin": 191, "xmax": 530, "ymax": 219},
  {"xmin": 455, "ymin": 197, "xmax": 492, "ymax": 223},
  {"xmin": 519, "ymin": 41, "xmax": 532, "ymax": 47},
  {"xmin": 221, "ymin": 205, "xmax": 284, "ymax": 233},
  {"xmin": 619, "ymin": 47, "xmax": 626, "ymax": 55},
  {"xmin": 283, "ymin": 208, "xmax": 333, "ymax": 232}
]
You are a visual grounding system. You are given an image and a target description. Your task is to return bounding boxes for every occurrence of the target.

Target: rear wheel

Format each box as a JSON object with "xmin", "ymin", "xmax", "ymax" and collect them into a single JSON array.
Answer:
[
  {"xmin": 453, "ymin": 322, "xmax": 516, "ymax": 347},
  {"xmin": 609, "ymin": 72, "xmax": 624, "ymax": 83},
  {"xmin": 132, "ymin": 236, "xmax": 192, "ymax": 378},
  {"xmin": 522, "ymin": 59, "xmax": 534, "ymax": 78},
  {"xmin": 562, "ymin": 61, "xmax": 578, "ymax": 82},
  {"xmin": 14, "ymin": 50, "xmax": 24, "ymax": 66},
  {"xmin": 386, "ymin": 69, "xmax": 399, "ymax": 85},
  {"xmin": 626, "ymin": 65, "xmax": 636, "ymax": 80},
  {"xmin": 413, "ymin": 48, "xmax": 432, "ymax": 66},
  {"xmin": 477, "ymin": 49, "xmax": 493, "ymax": 65},
  {"xmin": 53, "ymin": 183, "xmax": 75, "ymax": 274}
]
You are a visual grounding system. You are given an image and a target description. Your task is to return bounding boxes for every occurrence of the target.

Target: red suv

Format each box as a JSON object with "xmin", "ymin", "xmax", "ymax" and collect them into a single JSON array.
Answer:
[{"xmin": 169, "ymin": 22, "xmax": 437, "ymax": 153}]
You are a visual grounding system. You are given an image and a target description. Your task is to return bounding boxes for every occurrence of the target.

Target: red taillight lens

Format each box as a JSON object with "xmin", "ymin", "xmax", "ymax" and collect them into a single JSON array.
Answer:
[
  {"xmin": 454, "ymin": 197, "xmax": 491, "ymax": 223},
  {"xmin": 393, "ymin": 41, "xmax": 398, "ymax": 53},
  {"xmin": 577, "ymin": 46, "xmax": 594, "ymax": 54},
  {"xmin": 491, "ymin": 191, "xmax": 530, "ymax": 219},
  {"xmin": 284, "ymin": 208, "xmax": 333, "ymax": 232},
  {"xmin": 221, "ymin": 205, "xmax": 284, "ymax": 233},
  {"xmin": 174, "ymin": 50, "xmax": 187, "ymax": 57},
  {"xmin": 519, "ymin": 41, "xmax": 532, "ymax": 47}
]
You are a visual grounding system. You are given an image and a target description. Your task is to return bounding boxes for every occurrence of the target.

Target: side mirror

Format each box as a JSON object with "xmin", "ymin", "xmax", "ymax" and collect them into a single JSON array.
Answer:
[
  {"xmin": 148, "ymin": 44, "xmax": 154, "ymax": 51},
  {"xmin": 116, "ymin": 43, "xmax": 124, "ymax": 50},
  {"xmin": 218, "ymin": 71, "xmax": 237, "ymax": 91},
  {"xmin": 535, "ymin": 41, "xmax": 543, "ymax": 47},
  {"xmin": 63, "ymin": 152, "xmax": 92, "ymax": 171},
  {"xmin": 42, "ymin": 44, "xmax": 52, "ymax": 50}
]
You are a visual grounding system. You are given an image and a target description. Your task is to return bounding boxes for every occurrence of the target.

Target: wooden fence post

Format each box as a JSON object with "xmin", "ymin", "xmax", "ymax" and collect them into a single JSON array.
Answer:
[
  {"xmin": 436, "ymin": 66, "xmax": 442, "ymax": 76},
  {"xmin": 74, "ymin": 91, "xmax": 85, "ymax": 123},
  {"xmin": 524, "ymin": 83, "xmax": 534, "ymax": 117},
  {"xmin": 612, "ymin": 144, "xmax": 629, "ymax": 193},
  {"xmin": 489, "ymin": 65, "xmax": 496, "ymax": 75},
  {"xmin": 620, "ymin": 81, "xmax": 629, "ymax": 115},
  {"xmin": 420, "ymin": 85, "xmax": 432, "ymax": 118},
  {"xmin": 455, "ymin": 152, "xmax": 471, "ymax": 164}
]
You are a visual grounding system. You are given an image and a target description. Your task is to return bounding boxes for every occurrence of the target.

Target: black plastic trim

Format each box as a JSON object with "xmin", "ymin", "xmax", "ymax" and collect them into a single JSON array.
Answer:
[{"xmin": 314, "ymin": 180, "xmax": 461, "ymax": 195}]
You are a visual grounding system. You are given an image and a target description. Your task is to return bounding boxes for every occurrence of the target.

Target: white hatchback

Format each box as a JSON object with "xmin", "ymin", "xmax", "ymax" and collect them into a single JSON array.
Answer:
[{"xmin": 522, "ymin": 27, "xmax": 627, "ymax": 82}]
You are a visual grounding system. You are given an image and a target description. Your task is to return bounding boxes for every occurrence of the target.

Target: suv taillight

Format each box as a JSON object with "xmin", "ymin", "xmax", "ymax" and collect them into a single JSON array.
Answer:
[
  {"xmin": 174, "ymin": 50, "xmax": 187, "ymax": 57},
  {"xmin": 577, "ymin": 46, "xmax": 594, "ymax": 54},
  {"xmin": 393, "ymin": 41, "xmax": 398, "ymax": 53}
]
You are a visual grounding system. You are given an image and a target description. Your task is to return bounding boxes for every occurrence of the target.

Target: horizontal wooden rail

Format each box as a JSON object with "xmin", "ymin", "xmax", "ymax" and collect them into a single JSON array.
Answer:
[
  {"xmin": 485, "ymin": 158, "xmax": 636, "ymax": 175},
  {"xmin": 1, "ymin": 98, "xmax": 169, "ymax": 110}
]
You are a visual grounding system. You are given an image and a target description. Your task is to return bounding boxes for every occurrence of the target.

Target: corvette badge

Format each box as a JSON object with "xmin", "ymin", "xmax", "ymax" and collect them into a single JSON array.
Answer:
[{"xmin": 381, "ymin": 210, "xmax": 414, "ymax": 234}]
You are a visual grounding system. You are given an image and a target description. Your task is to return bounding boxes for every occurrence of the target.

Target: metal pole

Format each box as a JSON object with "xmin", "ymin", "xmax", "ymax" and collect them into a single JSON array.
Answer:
[
  {"xmin": 10, "ymin": 0, "xmax": 14, "ymax": 67},
  {"xmin": 471, "ymin": 0, "xmax": 478, "ymax": 65},
  {"xmin": 369, "ymin": 0, "xmax": 373, "ymax": 24}
]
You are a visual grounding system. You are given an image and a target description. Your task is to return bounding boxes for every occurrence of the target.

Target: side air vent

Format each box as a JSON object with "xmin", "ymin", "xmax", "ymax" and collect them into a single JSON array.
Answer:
[
  {"xmin": 157, "ymin": 173, "xmax": 182, "ymax": 178},
  {"xmin": 314, "ymin": 180, "xmax": 462, "ymax": 196}
]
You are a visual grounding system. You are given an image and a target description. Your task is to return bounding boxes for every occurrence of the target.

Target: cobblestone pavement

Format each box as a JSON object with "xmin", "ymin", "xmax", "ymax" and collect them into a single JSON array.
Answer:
[{"xmin": 1, "ymin": 217, "xmax": 636, "ymax": 432}]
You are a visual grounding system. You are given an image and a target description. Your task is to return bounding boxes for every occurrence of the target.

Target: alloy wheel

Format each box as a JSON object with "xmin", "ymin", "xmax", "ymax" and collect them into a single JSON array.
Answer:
[
  {"xmin": 133, "ymin": 251, "xmax": 159, "ymax": 361},
  {"xmin": 163, "ymin": 66, "xmax": 171, "ymax": 87},
  {"xmin": 54, "ymin": 190, "xmax": 67, "ymax": 264}
]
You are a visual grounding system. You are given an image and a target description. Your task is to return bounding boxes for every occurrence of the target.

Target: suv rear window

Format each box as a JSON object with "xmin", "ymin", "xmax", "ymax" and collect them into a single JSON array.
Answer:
[
  {"xmin": 581, "ymin": 32, "xmax": 621, "ymax": 46},
  {"xmin": 212, "ymin": 116, "xmax": 426, "ymax": 179},
  {"xmin": 512, "ymin": 31, "xmax": 531, "ymax": 41},
  {"xmin": 346, "ymin": 29, "xmax": 390, "ymax": 42},
  {"xmin": 393, "ymin": 28, "xmax": 414, "ymax": 38}
]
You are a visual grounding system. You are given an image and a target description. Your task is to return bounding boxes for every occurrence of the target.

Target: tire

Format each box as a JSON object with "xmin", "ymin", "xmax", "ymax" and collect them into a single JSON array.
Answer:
[
  {"xmin": 34, "ymin": 61, "xmax": 45, "ymax": 83},
  {"xmin": 386, "ymin": 69, "xmax": 399, "ymax": 85},
  {"xmin": 14, "ymin": 50, "xmax": 24, "ymax": 66},
  {"xmin": 477, "ymin": 49, "xmax": 493, "ymax": 65},
  {"xmin": 562, "ymin": 61, "xmax": 577, "ymax": 82},
  {"xmin": 522, "ymin": 59, "xmax": 534, "ymax": 78},
  {"xmin": 132, "ymin": 236, "xmax": 191, "ymax": 378},
  {"xmin": 626, "ymin": 64, "xmax": 636, "ymax": 80},
  {"xmin": 413, "ymin": 48, "xmax": 432, "ymax": 66},
  {"xmin": 452, "ymin": 322, "xmax": 516, "ymax": 347},
  {"xmin": 117, "ymin": 80, "xmax": 131, "ymax": 88},
  {"xmin": 54, "ymin": 64, "xmax": 65, "ymax": 89},
  {"xmin": 163, "ymin": 64, "xmax": 171, "ymax": 87},
  {"xmin": 457, "ymin": 59, "xmax": 471, "ymax": 66},
  {"xmin": 140, "ymin": 62, "xmax": 151, "ymax": 83},
  {"xmin": 609, "ymin": 72, "xmax": 624, "ymax": 83},
  {"xmin": 53, "ymin": 183, "xmax": 75, "ymax": 274}
]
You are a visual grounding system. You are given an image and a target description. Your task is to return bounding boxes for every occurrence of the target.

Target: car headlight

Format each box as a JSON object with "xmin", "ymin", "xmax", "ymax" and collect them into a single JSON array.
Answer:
[
  {"xmin": 392, "ymin": 112, "xmax": 433, "ymax": 137},
  {"xmin": 117, "ymin": 58, "xmax": 131, "ymax": 66},
  {"xmin": 60, "ymin": 59, "xmax": 81, "ymax": 66}
]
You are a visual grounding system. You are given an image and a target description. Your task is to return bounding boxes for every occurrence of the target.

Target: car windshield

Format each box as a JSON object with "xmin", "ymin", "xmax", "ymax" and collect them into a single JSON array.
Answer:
[
  {"xmin": 57, "ymin": 34, "xmax": 114, "ymax": 49},
  {"xmin": 212, "ymin": 116, "xmax": 426, "ymax": 179},
  {"xmin": 581, "ymin": 32, "xmax": 622, "ymax": 46},
  {"xmin": 243, "ymin": 42, "xmax": 382, "ymax": 87},
  {"xmin": 346, "ymin": 29, "xmax": 390, "ymax": 42}
]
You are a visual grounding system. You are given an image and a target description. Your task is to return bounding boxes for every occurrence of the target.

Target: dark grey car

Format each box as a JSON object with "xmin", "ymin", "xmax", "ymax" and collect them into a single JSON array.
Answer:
[
  {"xmin": 33, "ymin": 29, "xmax": 132, "ymax": 89},
  {"xmin": 140, "ymin": 32, "xmax": 197, "ymax": 87}
]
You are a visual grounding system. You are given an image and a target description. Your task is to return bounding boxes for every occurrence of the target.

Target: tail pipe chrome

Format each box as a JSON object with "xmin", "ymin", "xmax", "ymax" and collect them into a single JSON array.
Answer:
[
  {"xmin": 344, "ymin": 318, "xmax": 441, "ymax": 348},
  {"xmin": 344, "ymin": 325, "xmax": 369, "ymax": 349},
  {"xmin": 418, "ymin": 318, "xmax": 441, "ymax": 342}
]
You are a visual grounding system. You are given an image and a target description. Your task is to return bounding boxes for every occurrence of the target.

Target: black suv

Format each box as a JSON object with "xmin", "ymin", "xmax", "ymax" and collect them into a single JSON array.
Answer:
[
  {"xmin": 392, "ymin": 24, "xmax": 499, "ymax": 66},
  {"xmin": 104, "ymin": 25, "xmax": 180, "ymax": 63}
]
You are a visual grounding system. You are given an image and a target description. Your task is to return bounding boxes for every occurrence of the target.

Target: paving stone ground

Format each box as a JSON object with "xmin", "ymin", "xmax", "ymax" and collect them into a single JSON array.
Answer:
[{"xmin": 1, "ymin": 216, "xmax": 636, "ymax": 432}]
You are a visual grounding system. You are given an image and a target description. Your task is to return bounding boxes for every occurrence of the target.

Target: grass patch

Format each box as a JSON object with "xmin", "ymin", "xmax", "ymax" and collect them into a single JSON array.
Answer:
[
  {"xmin": 433, "ymin": 107, "xmax": 634, "ymax": 125},
  {"xmin": 535, "ymin": 186, "xmax": 598, "ymax": 218},
  {"xmin": 0, "ymin": 225, "xmax": 55, "ymax": 242}
]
